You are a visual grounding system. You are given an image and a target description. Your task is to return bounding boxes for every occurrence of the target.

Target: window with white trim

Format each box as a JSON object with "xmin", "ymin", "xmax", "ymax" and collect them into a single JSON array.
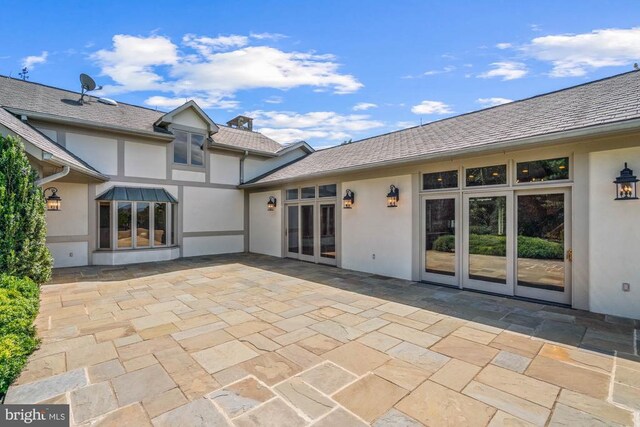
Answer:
[{"xmin": 173, "ymin": 129, "xmax": 205, "ymax": 166}]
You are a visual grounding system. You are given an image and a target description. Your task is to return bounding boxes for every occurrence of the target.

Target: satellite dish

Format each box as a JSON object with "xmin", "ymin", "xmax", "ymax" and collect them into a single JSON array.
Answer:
[{"xmin": 80, "ymin": 73, "xmax": 96, "ymax": 91}]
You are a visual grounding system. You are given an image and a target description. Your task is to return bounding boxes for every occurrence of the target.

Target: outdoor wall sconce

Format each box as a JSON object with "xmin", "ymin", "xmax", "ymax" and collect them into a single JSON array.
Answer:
[
  {"xmin": 44, "ymin": 187, "xmax": 62, "ymax": 211},
  {"xmin": 614, "ymin": 163, "xmax": 639, "ymax": 200},
  {"xmin": 267, "ymin": 196, "xmax": 277, "ymax": 211},
  {"xmin": 343, "ymin": 189, "xmax": 355, "ymax": 209},
  {"xmin": 387, "ymin": 185, "xmax": 399, "ymax": 208}
]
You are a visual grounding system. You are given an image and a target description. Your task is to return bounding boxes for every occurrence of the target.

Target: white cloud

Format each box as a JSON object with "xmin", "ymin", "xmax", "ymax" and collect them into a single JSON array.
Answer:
[
  {"xmin": 525, "ymin": 27, "xmax": 640, "ymax": 77},
  {"xmin": 395, "ymin": 120, "xmax": 417, "ymax": 128},
  {"xmin": 476, "ymin": 97, "xmax": 513, "ymax": 107},
  {"xmin": 92, "ymin": 33, "xmax": 363, "ymax": 109},
  {"xmin": 264, "ymin": 96, "xmax": 283, "ymax": 104},
  {"xmin": 250, "ymin": 32, "xmax": 287, "ymax": 41},
  {"xmin": 248, "ymin": 110, "xmax": 384, "ymax": 144},
  {"xmin": 411, "ymin": 100, "xmax": 453, "ymax": 115},
  {"xmin": 496, "ymin": 43, "xmax": 512, "ymax": 49},
  {"xmin": 22, "ymin": 51, "xmax": 48, "ymax": 69},
  {"xmin": 353, "ymin": 102, "xmax": 377, "ymax": 111},
  {"xmin": 478, "ymin": 61, "xmax": 528, "ymax": 80}
]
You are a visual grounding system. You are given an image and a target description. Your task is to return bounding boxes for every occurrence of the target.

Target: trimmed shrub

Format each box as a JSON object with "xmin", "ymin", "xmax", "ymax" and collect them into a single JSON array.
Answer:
[
  {"xmin": 432, "ymin": 234, "xmax": 563, "ymax": 260},
  {"xmin": 0, "ymin": 275, "xmax": 40, "ymax": 397},
  {"xmin": 0, "ymin": 135, "xmax": 53, "ymax": 284}
]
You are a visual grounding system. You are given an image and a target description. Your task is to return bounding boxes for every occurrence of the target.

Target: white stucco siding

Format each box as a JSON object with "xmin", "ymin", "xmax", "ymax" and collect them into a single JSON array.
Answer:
[
  {"xmin": 33, "ymin": 127, "xmax": 57, "ymax": 142},
  {"xmin": 45, "ymin": 182, "xmax": 88, "ymax": 237},
  {"xmin": 589, "ymin": 147, "xmax": 640, "ymax": 319},
  {"xmin": 341, "ymin": 175, "xmax": 414, "ymax": 280},
  {"xmin": 249, "ymin": 190, "xmax": 282, "ymax": 257},
  {"xmin": 244, "ymin": 149, "xmax": 307, "ymax": 182},
  {"xmin": 172, "ymin": 169, "xmax": 206, "ymax": 182},
  {"xmin": 124, "ymin": 141, "xmax": 167, "ymax": 179},
  {"xmin": 92, "ymin": 247, "xmax": 180, "ymax": 265},
  {"xmin": 182, "ymin": 235, "xmax": 244, "ymax": 257},
  {"xmin": 173, "ymin": 109, "xmax": 208, "ymax": 130},
  {"xmin": 48, "ymin": 242, "xmax": 88, "ymax": 268},
  {"xmin": 182, "ymin": 187, "xmax": 244, "ymax": 232},
  {"xmin": 65, "ymin": 133, "xmax": 118, "ymax": 175},
  {"xmin": 210, "ymin": 153, "xmax": 240, "ymax": 185}
]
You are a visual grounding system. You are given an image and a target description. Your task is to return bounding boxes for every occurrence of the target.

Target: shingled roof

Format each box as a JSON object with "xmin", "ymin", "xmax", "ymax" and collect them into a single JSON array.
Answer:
[
  {"xmin": 0, "ymin": 76, "xmax": 283, "ymax": 154},
  {"xmin": 246, "ymin": 70, "xmax": 640, "ymax": 186},
  {"xmin": 0, "ymin": 107, "xmax": 107, "ymax": 180}
]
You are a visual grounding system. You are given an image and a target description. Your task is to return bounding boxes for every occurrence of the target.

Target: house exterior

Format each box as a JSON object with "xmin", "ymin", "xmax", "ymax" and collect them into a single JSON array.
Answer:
[{"xmin": 0, "ymin": 72, "xmax": 639, "ymax": 320}]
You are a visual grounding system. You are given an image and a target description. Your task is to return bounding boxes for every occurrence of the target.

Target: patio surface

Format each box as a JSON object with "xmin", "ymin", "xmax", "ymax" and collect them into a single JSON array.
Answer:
[{"xmin": 5, "ymin": 254, "xmax": 640, "ymax": 426}]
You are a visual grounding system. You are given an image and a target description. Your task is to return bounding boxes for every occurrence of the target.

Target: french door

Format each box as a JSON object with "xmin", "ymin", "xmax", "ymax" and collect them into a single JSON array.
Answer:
[
  {"xmin": 421, "ymin": 194, "xmax": 459, "ymax": 286},
  {"xmin": 460, "ymin": 189, "xmax": 571, "ymax": 304},
  {"xmin": 514, "ymin": 189, "xmax": 571, "ymax": 304},
  {"xmin": 463, "ymin": 192, "xmax": 515, "ymax": 295},
  {"xmin": 286, "ymin": 202, "xmax": 336, "ymax": 265}
]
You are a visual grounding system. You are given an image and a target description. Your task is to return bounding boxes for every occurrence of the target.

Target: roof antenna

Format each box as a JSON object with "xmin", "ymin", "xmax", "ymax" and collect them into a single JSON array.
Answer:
[
  {"xmin": 634, "ymin": 63, "xmax": 639, "ymax": 70},
  {"xmin": 78, "ymin": 73, "xmax": 102, "ymax": 105},
  {"xmin": 18, "ymin": 67, "xmax": 29, "ymax": 81}
]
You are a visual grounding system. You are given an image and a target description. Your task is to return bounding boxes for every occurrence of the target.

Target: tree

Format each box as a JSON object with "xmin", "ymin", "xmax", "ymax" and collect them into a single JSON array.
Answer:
[{"xmin": 0, "ymin": 135, "xmax": 53, "ymax": 284}]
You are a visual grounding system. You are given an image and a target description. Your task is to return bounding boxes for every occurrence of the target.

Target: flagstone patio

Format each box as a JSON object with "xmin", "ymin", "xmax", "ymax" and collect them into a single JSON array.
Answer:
[{"xmin": 5, "ymin": 254, "xmax": 640, "ymax": 426}]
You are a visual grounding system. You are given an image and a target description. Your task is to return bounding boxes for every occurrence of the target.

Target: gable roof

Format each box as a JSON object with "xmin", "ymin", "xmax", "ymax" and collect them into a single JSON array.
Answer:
[
  {"xmin": 154, "ymin": 100, "xmax": 219, "ymax": 132},
  {"xmin": 0, "ymin": 76, "xmax": 284, "ymax": 154},
  {"xmin": 0, "ymin": 107, "xmax": 108, "ymax": 180},
  {"xmin": 245, "ymin": 70, "xmax": 640, "ymax": 186}
]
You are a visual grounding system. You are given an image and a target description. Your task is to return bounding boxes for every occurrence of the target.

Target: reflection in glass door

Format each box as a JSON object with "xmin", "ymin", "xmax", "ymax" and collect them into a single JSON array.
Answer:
[
  {"xmin": 286, "ymin": 205, "xmax": 299, "ymax": 257},
  {"xmin": 463, "ymin": 193, "xmax": 514, "ymax": 295},
  {"xmin": 319, "ymin": 204, "xmax": 336, "ymax": 265},
  {"xmin": 300, "ymin": 205, "xmax": 315, "ymax": 262},
  {"xmin": 423, "ymin": 197, "xmax": 458, "ymax": 285},
  {"xmin": 515, "ymin": 191, "xmax": 570, "ymax": 304}
]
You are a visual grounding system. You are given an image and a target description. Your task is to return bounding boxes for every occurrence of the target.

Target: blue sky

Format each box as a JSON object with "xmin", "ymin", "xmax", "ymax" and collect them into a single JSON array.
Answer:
[{"xmin": 2, "ymin": 0, "xmax": 640, "ymax": 147}]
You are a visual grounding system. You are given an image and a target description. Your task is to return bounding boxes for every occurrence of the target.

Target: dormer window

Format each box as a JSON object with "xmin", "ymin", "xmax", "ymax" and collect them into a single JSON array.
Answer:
[{"xmin": 173, "ymin": 129, "xmax": 205, "ymax": 167}]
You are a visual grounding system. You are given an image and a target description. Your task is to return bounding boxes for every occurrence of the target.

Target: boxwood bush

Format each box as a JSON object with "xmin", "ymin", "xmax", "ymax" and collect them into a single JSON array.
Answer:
[
  {"xmin": 0, "ymin": 275, "xmax": 40, "ymax": 398},
  {"xmin": 432, "ymin": 234, "xmax": 563, "ymax": 260}
]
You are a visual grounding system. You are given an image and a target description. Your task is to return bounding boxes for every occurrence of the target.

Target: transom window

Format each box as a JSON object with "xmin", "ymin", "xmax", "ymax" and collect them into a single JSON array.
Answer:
[
  {"xmin": 285, "ymin": 185, "xmax": 337, "ymax": 200},
  {"xmin": 173, "ymin": 129, "xmax": 205, "ymax": 166},
  {"xmin": 465, "ymin": 164, "xmax": 507, "ymax": 187},
  {"xmin": 423, "ymin": 170, "xmax": 458, "ymax": 190},
  {"xmin": 516, "ymin": 157, "xmax": 569, "ymax": 183}
]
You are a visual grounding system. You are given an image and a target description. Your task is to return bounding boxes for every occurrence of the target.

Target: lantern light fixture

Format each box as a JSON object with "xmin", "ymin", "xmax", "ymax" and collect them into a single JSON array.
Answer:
[
  {"xmin": 267, "ymin": 196, "xmax": 277, "ymax": 211},
  {"xmin": 386, "ymin": 185, "xmax": 400, "ymax": 208},
  {"xmin": 343, "ymin": 189, "xmax": 355, "ymax": 209},
  {"xmin": 614, "ymin": 162, "xmax": 639, "ymax": 200},
  {"xmin": 44, "ymin": 187, "xmax": 62, "ymax": 211}
]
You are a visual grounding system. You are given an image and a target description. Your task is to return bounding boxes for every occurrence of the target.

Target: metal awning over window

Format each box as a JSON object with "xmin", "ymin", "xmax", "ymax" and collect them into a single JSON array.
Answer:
[{"xmin": 96, "ymin": 186, "xmax": 178, "ymax": 203}]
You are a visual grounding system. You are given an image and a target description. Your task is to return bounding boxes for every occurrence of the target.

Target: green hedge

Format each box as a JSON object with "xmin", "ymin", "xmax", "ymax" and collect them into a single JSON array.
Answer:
[
  {"xmin": 0, "ymin": 275, "xmax": 40, "ymax": 397},
  {"xmin": 432, "ymin": 234, "xmax": 563, "ymax": 260}
]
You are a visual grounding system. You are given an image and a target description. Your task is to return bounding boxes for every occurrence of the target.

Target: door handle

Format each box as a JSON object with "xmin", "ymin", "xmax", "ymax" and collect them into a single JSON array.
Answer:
[{"xmin": 566, "ymin": 249, "xmax": 573, "ymax": 262}]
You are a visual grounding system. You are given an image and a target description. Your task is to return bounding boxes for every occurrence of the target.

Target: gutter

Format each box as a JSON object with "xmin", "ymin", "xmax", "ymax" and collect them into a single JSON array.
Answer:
[
  {"xmin": 240, "ymin": 117, "xmax": 640, "ymax": 188},
  {"xmin": 36, "ymin": 165, "xmax": 70, "ymax": 186},
  {"xmin": 5, "ymin": 108, "xmax": 174, "ymax": 142},
  {"xmin": 240, "ymin": 150, "xmax": 249, "ymax": 184}
]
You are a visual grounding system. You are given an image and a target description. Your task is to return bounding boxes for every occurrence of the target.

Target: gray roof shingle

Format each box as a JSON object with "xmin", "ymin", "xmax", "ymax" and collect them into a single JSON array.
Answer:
[
  {"xmin": 0, "ymin": 107, "xmax": 106, "ymax": 179},
  {"xmin": 0, "ymin": 76, "xmax": 283, "ymax": 153},
  {"xmin": 249, "ymin": 71, "xmax": 640, "ymax": 185}
]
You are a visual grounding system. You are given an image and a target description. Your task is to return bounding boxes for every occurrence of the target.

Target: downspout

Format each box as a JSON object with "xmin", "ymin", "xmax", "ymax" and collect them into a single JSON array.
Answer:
[
  {"xmin": 240, "ymin": 150, "xmax": 249, "ymax": 184},
  {"xmin": 36, "ymin": 165, "xmax": 70, "ymax": 186}
]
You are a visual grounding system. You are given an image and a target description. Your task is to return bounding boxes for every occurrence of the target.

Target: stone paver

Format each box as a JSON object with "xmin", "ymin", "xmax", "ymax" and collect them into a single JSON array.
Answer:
[{"xmin": 6, "ymin": 253, "xmax": 639, "ymax": 426}]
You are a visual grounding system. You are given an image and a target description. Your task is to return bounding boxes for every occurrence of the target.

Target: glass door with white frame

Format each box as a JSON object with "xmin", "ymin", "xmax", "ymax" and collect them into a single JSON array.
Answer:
[
  {"xmin": 286, "ymin": 205, "xmax": 299, "ymax": 258},
  {"xmin": 514, "ymin": 190, "xmax": 571, "ymax": 304},
  {"xmin": 422, "ymin": 196, "xmax": 459, "ymax": 286},
  {"xmin": 319, "ymin": 203, "xmax": 337, "ymax": 265},
  {"xmin": 463, "ymin": 192, "xmax": 514, "ymax": 295},
  {"xmin": 299, "ymin": 204, "xmax": 315, "ymax": 262}
]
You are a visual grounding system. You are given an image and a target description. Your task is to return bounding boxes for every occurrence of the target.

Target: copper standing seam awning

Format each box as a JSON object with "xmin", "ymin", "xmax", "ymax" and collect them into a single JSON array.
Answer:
[{"xmin": 95, "ymin": 186, "xmax": 178, "ymax": 203}]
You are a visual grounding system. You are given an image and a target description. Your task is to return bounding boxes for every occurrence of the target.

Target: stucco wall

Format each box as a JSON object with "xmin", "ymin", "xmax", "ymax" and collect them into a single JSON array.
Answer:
[
  {"xmin": 589, "ymin": 147, "xmax": 640, "ymax": 319},
  {"xmin": 173, "ymin": 109, "xmax": 208, "ymax": 130},
  {"xmin": 45, "ymin": 182, "xmax": 88, "ymax": 237},
  {"xmin": 172, "ymin": 169, "xmax": 206, "ymax": 182},
  {"xmin": 124, "ymin": 141, "xmax": 167, "ymax": 179},
  {"xmin": 182, "ymin": 235, "xmax": 244, "ymax": 257},
  {"xmin": 210, "ymin": 153, "xmax": 240, "ymax": 185},
  {"xmin": 182, "ymin": 187, "xmax": 244, "ymax": 232},
  {"xmin": 47, "ymin": 242, "xmax": 88, "ymax": 268},
  {"xmin": 341, "ymin": 175, "xmax": 414, "ymax": 280},
  {"xmin": 249, "ymin": 190, "xmax": 282, "ymax": 257},
  {"xmin": 66, "ymin": 132, "xmax": 118, "ymax": 175}
]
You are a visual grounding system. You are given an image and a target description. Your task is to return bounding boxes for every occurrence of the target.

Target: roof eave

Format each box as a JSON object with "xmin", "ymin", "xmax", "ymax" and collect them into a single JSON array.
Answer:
[
  {"xmin": 5, "ymin": 108, "xmax": 174, "ymax": 141},
  {"xmin": 208, "ymin": 141, "xmax": 279, "ymax": 157},
  {"xmin": 240, "ymin": 117, "xmax": 640, "ymax": 188}
]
